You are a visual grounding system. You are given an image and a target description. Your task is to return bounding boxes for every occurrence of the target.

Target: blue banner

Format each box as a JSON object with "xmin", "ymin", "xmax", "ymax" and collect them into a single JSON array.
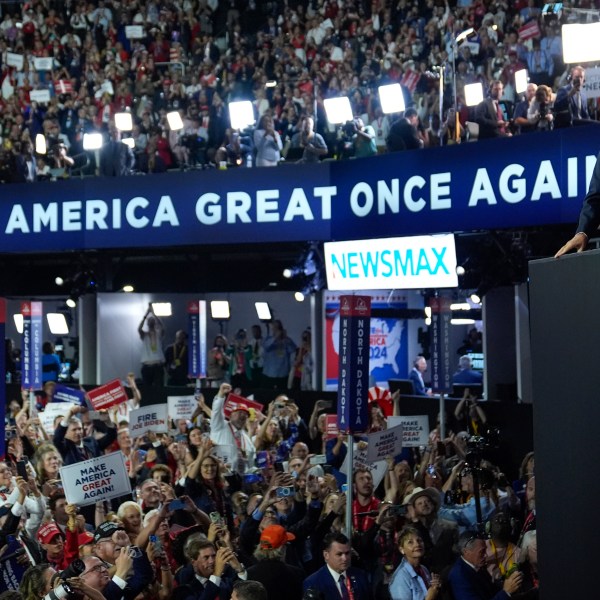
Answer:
[
  {"xmin": 188, "ymin": 301, "xmax": 200, "ymax": 378},
  {"xmin": 337, "ymin": 295, "xmax": 371, "ymax": 433},
  {"xmin": 53, "ymin": 384, "xmax": 86, "ymax": 405},
  {"xmin": 0, "ymin": 127, "xmax": 597, "ymax": 252},
  {"xmin": 31, "ymin": 302, "xmax": 43, "ymax": 390},
  {"xmin": 430, "ymin": 296, "xmax": 452, "ymax": 394}
]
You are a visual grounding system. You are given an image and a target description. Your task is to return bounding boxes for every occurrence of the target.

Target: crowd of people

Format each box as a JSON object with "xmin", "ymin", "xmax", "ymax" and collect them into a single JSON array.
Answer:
[
  {"xmin": 0, "ymin": 0, "xmax": 594, "ymax": 181},
  {"xmin": 1, "ymin": 374, "xmax": 537, "ymax": 600}
]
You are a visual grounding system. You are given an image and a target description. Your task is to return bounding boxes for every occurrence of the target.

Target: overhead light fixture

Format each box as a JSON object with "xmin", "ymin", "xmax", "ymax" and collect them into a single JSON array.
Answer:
[
  {"xmin": 464, "ymin": 82, "xmax": 484, "ymax": 107},
  {"xmin": 114, "ymin": 112, "xmax": 133, "ymax": 131},
  {"xmin": 151, "ymin": 302, "xmax": 172, "ymax": 317},
  {"xmin": 166, "ymin": 111, "xmax": 184, "ymax": 131},
  {"xmin": 13, "ymin": 314, "xmax": 23, "ymax": 334},
  {"xmin": 122, "ymin": 284, "xmax": 134, "ymax": 293},
  {"xmin": 294, "ymin": 291, "xmax": 305, "ymax": 302},
  {"xmin": 450, "ymin": 302, "xmax": 471, "ymax": 311},
  {"xmin": 228, "ymin": 101, "xmax": 255, "ymax": 130},
  {"xmin": 451, "ymin": 318, "xmax": 476, "ymax": 325},
  {"xmin": 83, "ymin": 133, "xmax": 103, "ymax": 150},
  {"xmin": 323, "ymin": 97, "xmax": 353, "ymax": 125},
  {"xmin": 47, "ymin": 313, "xmax": 69, "ymax": 335},
  {"xmin": 55, "ymin": 276, "xmax": 64, "ymax": 286},
  {"xmin": 424, "ymin": 306, "xmax": 432, "ymax": 318},
  {"xmin": 456, "ymin": 266, "xmax": 466, "ymax": 276},
  {"xmin": 210, "ymin": 300, "xmax": 230, "ymax": 320},
  {"xmin": 283, "ymin": 267, "xmax": 298, "ymax": 279},
  {"xmin": 35, "ymin": 134, "xmax": 47, "ymax": 155},
  {"xmin": 66, "ymin": 297, "xmax": 77, "ymax": 308},
  {"xmin": 378, "ymin": 83, "xmax": 406, "ymax": 114},
  {"xmin": 255, "ymin": 302, "xmax": 272, "ymax": 321},
  {"xmin": 470, "ymin": 293, "xmax": 482, "ymax": 304},
  {"xmin": 514, "ymin": 69, "xmax": 528, "ymax": 95}
]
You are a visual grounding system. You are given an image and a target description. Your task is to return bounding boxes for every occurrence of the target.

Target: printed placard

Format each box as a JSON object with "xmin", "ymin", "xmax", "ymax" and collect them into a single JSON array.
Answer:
[
  {"xmin": 387, "ymin": 415, "xmax": 429, "ymax": 447},
  {"xmin": 33, "ymin": 57, "xmax": 54, "ymax": 71},
  {"xmin": 340, "ymin": 443, "xmax": 386, "ymax": 489},
  {"xmin": 324, "ymin": 414, "xmax": 338, "ymax": 440},
  {"xmin": 5, "ymin": 52, "xmax": 24, "ymax": 70},
  {"xmin": 87, "ymin": 379, "xmax": 128, "ymax": 410},
  {"xmin": 129, "ymin": 404, "xmax": 168, "ymax": 438},
  {"xmin": 53, "ymin": 384, "xmax": 86, "ymax": 405},
  {"xmin": 223, "ymin": 393, "xmax": 264, "ymax": 418},
  {"xmin": 168, "ymin": 395, "xmax": 195, "ymax": 421},
  {"xmin": 125, "ymin": 25, "xmax": 144, "ymax": 39},
  {"xmin": 366, "ymin": 424, "xmax": 403, "ymax": 462},
  {"xmin": 40, "ymin": 402, "xmax": 75, "ymax": 435},
  {"xmin": 211, "ymin": 444, "xmax": 237, "ymax": 467},
  {"xmin": 30, "ymin": 89, "xmax": 51, "ymax": 103},
  {"xmin": 60, "ymin": 451, "xmax": 131, "ymax": 506}
]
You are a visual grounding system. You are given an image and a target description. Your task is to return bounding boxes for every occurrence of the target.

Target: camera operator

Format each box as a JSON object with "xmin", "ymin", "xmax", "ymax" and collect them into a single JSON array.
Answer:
[
  {"xmin": 527, "ymin": 85, "xmax": 554, "ymax": 132},
  {"xmin": 48, "ymin": 141, "xmax": 75, "ymax": 176},
  {"xmin": 554, "ymin": 65, "xmax": 591, "ymax": 127},
  {"xmin": 291, "ymin": 116, "xmax": 328, "ymax": 163},
  {"xmin": 352, "ymin": 117, "xmax": 377, "ymax": 158}
]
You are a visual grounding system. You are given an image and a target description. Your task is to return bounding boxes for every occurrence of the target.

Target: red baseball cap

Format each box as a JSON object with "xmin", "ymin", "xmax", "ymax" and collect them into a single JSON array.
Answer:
[
  {"xmin": 37, "ymin": 522, "xmax": 63, "ymax": 544},
  {"xmin": 259, "ymin": 524, "xmax": 295, "ymax": 549}
]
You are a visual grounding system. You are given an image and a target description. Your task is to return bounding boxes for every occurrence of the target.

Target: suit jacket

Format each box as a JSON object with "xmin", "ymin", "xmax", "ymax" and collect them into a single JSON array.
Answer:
[
  {"xmin": 103, "ymin": 554, "xmax": 154, "ymax": 600},
  {"xmin": 475, "ymin": 99, "xmax": 505, "ymax": 139},
  {"xmin": 303, "ymin": 565, "xmax": 371, "ymax": 600},
  {"xmin": 408, "ymin": 369, "xmax": 426, "ymax": 396},
  {"xmin": 176, "ymin": 565, "xmax": 236, "ymax": 600},
  {"xmin": 53, "ymin": 421, "xmax": 117, "ymax": 465},
  {"xmin": 576, "ymin": 150, "xmax": 600, "ymax": 238},
  {"xmin": 386, "ymin": 119, "xmax": 422, "ymax": 152},
  {"xmin": 448, "ymin": 557, "xmax": 509, "ymax": 600},
  {"xmin": 247, "ymin": 559, "xmax": 305, "ymax": 600},
  {"xmin": 554, "ymin": 83, "xmax": 590, "ymax": 124}
]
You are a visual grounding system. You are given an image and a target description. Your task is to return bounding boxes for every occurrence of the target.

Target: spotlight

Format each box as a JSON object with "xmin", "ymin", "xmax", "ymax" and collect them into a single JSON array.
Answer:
[
  {"xmin": 283, "ymin": 268, "xmax": 294, "ymax": 279},
  {"xmin": 167, "ymin": 111, "xmax": 184, "ymax": 131},
  {"xmin": 450, "ymin": 303, "xmax": 471, "ymax": 311},
  {"xmin": 83, "ymin": 133, "xmax": 103, "ymax": 150},
  {"xmin": 210, "ymin": 300, "xmax": 230, "ymax": 320},
  {"xmin": 35, "ymin": 134, "xmax": 47, "ymax": 155},
  {"xmin": 122, "ymin": 137, "xmax": 135, "ymax": 149},
  {"xmin": 151, "ymin": 302, "xmax": 172, "ymax": 317},
  {"xmin": 323, "ymin": 97, "xmax": 353, "ymax": 124},
  {"xmin": 378, "ymin": 83, "xmax": 406, "ymax": 114},
  {"xmin": 470, "ymin": 293, "xmax": 481, "ymax": 304},
  {"xmin": 514, "ymin": 69, "xmax": 528, "ymax": 95},
  {"xmin": 47, "ymin": 313, "xmax": 69, "ymax": 335},
  {"xmin": 66, "ymin": 297, "xmax": 77, "ymax": 308},
  {"xmin": 13, "ymin": 314, "xmax": 23, "ymax": 334},
  {"xmin": 255, "ymin": 302, "xmax": 272, "ymax": 321},
  {"xmin": 456, "ymin": 266, "xmax": 466, "ymax": 276},
  {"xmin": 464, "ymin": 82, "xmax": 484, "ymax": 107},
  {"xmin": 122, "ymin": 284, "xmax": 134, "ymax": 293},
  {"xmin": 228, "ymin": 101, "xmax": 255, "ymax": 130},
  {"xmin": 55, "ymin": 276, "xmax": 64, "ymax": 286},
  {"xmin": 114, "ymin": 112, "xmax": 133, "ymax": 131},
  {"xmin": 294, "ymin": 291, "xmax": 305, "ymax": 302}
]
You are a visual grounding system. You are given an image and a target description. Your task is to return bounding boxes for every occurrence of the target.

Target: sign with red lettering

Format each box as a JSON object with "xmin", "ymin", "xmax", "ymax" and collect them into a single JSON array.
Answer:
[
  {"xmin": 223, "ymin": 393, "xmax": 264, "ymax": 418},
  {"xmin": 87, "ymin": 379, "xmax": 128, "ymax": 410},
  {"xmin": 60, "ymin": 451, "xmax": 131, "ymax": 506}
]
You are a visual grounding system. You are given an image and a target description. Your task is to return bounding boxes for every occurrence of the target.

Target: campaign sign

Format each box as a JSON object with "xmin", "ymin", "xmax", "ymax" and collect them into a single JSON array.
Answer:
[
  {"xmin": 31, "ymin": 302, "xmax": 42, "ymax": 390},
  {"xmin": 324, "ymin": 414, "xmax": 338, "ymax": 439},
  {"xmin": 129, "ymin": 404, "xmax": 168, "ymax": 438},
  {"xmin": 87, "ymin": 379, "xmax": 128, "ymax": 410},
  {"xmin": 188, "ymin": 301, "xmax": 200, "ymax": 377},
  {"xmin": 53, "ymin": 384, "xmax": 86, "ymax": 405},
  {"xmin": 223, "ymin": 393, "xmax": 264, "ymax": 418},
  {"xmin": 168, "ymin": 395, "xmax": 195, "ymax": 421},
  {"xmin": 340, "ymin": 443, "xmax": 386, "ymax": 489},
  {"xmin": 212, "ymin": 444, "xmax": 237, "ymax": 467},
  {"xmin": 0, "ymin": 535, "xmax": 28, "ymax": 591},
  {"xmin": 337, "ymin": 295, "xmax": 371, "ymax": 433},
  {"xmin": 125, "ymin": 25, "xmax": 144, "ymax": 38},
  {"xmin": 388, "ymin": 415, "xmax": 430, "ymax": 447},
  {"xmin": 0, "ymin": 299, "xmax": 5, "ymax": 457},
  {"xmin": 60, "ymin": 451, "xmax": 131, "ymax": 506},
  {"xmin": 29, "ymin": 89, "xmax": 51, "ymax": 103},
  {"xmin": 199, "ymin": 300, "xmax": 207, "ymax": 377},
  {"xmin": 366, "ymin": 424, "xmax": 403, "ymax": 462},
  {"xmin": 40, "ymin": 402, "xmax": 75, "ymax": 435},
  {"xmin": 430, "ymin": 296, "xmax": 452, "ymax": 393},
  {"xmin": 33, "ymin": 57, "xmax": 53, "ymax": 71},
  {"xmin": 5, "ymin": 52, "xmax": 24, "ymax": 70}
]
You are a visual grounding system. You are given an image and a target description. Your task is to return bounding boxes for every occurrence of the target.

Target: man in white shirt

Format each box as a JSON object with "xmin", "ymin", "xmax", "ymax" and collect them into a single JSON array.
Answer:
[{"xmin": 210, "ymin": 383, "xmax": 256, "ymax": 473}]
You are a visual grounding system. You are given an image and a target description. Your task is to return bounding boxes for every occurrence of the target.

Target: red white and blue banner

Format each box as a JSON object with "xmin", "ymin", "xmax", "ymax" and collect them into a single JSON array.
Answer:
[
  {"xmin": 187, "ymin": 300, "xmax": 207, "ymax": 379},
  {"xmin": 21, "ymin": 301, "xmax": 42, "ymax": 390},
  {"xmin": 430, "ymin": 296, "xmax": 453, "ymax": 394}
]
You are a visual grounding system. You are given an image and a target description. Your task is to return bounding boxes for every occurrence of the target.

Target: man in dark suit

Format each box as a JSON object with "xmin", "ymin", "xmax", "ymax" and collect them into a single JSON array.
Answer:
[
  {"xmin": 53, "ymin": 405, "xmax": 117, "ymax": 465},
  {"xmin": 554, "ymin": 65, "xmax": 590, "ymax": 127},
  {"xmin": 556, "ymin": 150, "xmax": 600, "ymax": 257},
  {"xmin": 448, "ymin": 532, "xmax": 522, "ymax": 600},
  {"xmin": 409, "ymin": 356, "xmax": 431, "ymax": 396},
  {"xmin": 475, "ymin": 80, "xmax": 510, "ymax": 139},
  {"xmin": 303, "ymin": 532, "xmax": 371, "ymax": 600},
  {"xmin": 386, "ymin": 108, "xmax": 423, "ymax": 152}
]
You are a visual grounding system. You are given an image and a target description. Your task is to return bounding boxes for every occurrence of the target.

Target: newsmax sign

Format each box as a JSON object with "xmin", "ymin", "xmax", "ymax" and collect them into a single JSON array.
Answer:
[{"xmin": 324, "ymin": 234, "xmax": 458, "ymax": 290}]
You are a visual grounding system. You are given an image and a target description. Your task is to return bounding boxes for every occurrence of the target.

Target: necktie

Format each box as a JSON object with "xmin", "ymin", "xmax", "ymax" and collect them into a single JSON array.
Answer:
[{"xmin": 338, "ymin": 574, "xmax": 350, "ymax": 600}]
